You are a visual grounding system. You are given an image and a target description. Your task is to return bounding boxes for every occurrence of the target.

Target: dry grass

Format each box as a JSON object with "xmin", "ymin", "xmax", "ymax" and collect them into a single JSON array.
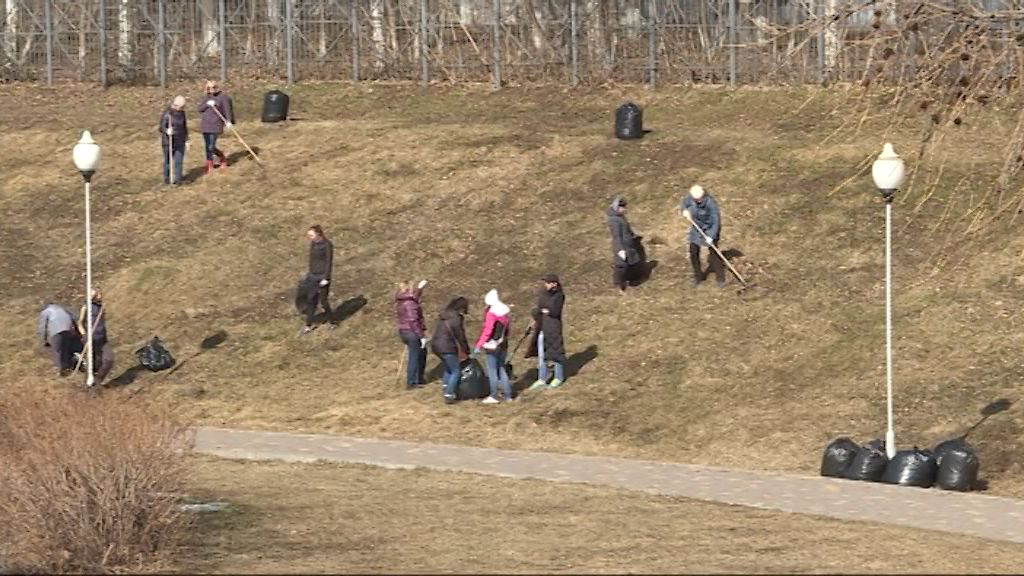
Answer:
[
  {"xmin": 1, "ymin": 82, "xmax": 1022, "ymax": 500},
  {"xmin": 181, "ymin": 456, "xmax": 1024, "ymax": 574},
  {"xmin": 0, "ymin": 389, "xmax": 193, "ymax": 574}
]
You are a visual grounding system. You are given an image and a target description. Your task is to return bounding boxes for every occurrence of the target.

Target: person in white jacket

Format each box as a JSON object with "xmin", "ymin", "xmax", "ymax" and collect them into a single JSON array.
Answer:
[{"xmin": 36, "ymin": 303, "xmax": 82, "ymax": 376}]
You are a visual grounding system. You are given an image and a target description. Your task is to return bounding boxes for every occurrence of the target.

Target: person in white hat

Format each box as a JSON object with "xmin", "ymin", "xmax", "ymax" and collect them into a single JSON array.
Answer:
[
  {"xmin": 159, "ymin": 95, "xmax": 188, "ymax": 185},
  {"xmin": 680, "ymin": 184, "xmax": 725, "ymax": 288}
]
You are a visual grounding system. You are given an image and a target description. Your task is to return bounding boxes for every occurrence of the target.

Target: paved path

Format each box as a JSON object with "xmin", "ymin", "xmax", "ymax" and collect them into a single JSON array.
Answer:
[{"xmin": 195, "ymin": 427, "xmax": 1024, "ymax": 544}]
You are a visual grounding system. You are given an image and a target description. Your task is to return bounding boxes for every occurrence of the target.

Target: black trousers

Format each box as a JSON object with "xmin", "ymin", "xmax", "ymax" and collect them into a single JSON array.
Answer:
[
  {"xmin": 613, "ymin": 263, "xmax": 630, "ymax": 290},
  {"xmin": 689, "ymin": 241, "xmax": 724, "ymax": 282},
  {"xmin": 306, "ymin": 283, "xmax": 334, "ymax": 326}
]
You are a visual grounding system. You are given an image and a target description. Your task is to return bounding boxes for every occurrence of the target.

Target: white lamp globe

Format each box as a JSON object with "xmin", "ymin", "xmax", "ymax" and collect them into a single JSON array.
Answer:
[
  {"xmin": 72, "ymin": 130, "xmax": 101, "ymax": 175},
  {"xmin": 871, "ymin": 142, "xmax": 905, "ymax": 191}
]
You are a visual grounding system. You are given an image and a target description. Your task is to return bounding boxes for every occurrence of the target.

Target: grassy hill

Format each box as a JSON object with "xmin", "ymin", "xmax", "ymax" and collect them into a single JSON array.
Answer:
[{"xmin": 1, "ymin": 81, "xmax": 1022, "ymax": 495}]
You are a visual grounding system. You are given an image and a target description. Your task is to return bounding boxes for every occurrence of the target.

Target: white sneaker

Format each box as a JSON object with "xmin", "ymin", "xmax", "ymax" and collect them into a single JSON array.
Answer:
[{"xmin": 481, "ymin": 396, "xmax": 500, "ymax": 405}]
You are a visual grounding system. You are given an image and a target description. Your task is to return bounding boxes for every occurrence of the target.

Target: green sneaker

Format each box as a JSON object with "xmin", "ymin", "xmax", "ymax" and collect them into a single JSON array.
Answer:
[
  {"xmin": 548, "ymin": 379, "xmax": 563, "ymax": 388},
  {"xmin": 528, "ymin": 380, "xmax": 547, "ymax": 391}
]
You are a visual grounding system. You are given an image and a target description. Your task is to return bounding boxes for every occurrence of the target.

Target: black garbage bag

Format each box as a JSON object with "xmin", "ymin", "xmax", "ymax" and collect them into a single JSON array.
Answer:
[
  {"xmin": 456, "ymin": 358, "xmax": 488, "ymax": 400},
  {"xmin": 843, "ymin": 440, "xmax": 888, "ymax": 482},
  {"xmin": 933, "ymin": 438, "xmax": 965, "ymax": 467},
  {"xmin": 882, "ymin": 447, "xmax": 938, "ymax": 488},
  {"xmin": 935, "ymin": 439, "xmax": 979, "ymax": 492},
  {"xmin": 134, "ymin": 337, "xmax": 175, "ymax": 372},
  {"xmin": 615, "ymin": 102, "xmax": 643, "ymax": 140},
  {"xmin": 821, "ymin": 437, "xmax": 860, "ymax": 478},
  {"xmin": 295, "ymin": 275, "xmax": 315, "ymax": 315}
]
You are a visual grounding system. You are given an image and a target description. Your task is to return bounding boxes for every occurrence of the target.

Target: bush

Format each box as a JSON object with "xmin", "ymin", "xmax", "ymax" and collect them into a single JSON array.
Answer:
[{"xmin": 0, "ymin": 390, "xmax": 193, "ymax": 574}]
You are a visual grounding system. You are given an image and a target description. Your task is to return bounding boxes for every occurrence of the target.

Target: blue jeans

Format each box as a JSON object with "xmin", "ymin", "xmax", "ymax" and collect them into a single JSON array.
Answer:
[
  {"xmin": 162, "ymin": 143, "xmax": 184, "ymax": 184},
  {"xmin": 485, "ymin": 351, "xmax": 511, "ymax": 400},
  {"xmin": 399, "ymin": 330, "xmax": 425, "ymax": 388},
  {"xmin": 202, "ymin": 133, "xmax": 223, "ymax": 161},
  {"xmin": 437, "ymin": 353, "xmax": 460, "ymax": 399},
  {"xmin": 537, "ymin": 331, "xmax": 565, "ymax": 383}
]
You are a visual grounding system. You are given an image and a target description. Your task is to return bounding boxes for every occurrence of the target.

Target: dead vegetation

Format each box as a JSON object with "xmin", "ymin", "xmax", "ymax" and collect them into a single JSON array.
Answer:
[
  {"xmin": 0, "ymin": 389, "xmax": 193, "ymax": 573},
  {"xmin": 0, "ymin": 82, "xmax": 1022, "ymax": 504}
]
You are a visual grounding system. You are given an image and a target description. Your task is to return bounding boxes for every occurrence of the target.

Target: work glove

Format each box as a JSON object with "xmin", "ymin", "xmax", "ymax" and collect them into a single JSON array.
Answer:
[
  {"xmin": 420, "ymin": 337, "xmax": 428, "ymax": 349},
  {"xmin": 417, "ymin": 279, "xmax": 428, "ymax": 289},
  {"xmin": 165, "ymin": 128, "xmax": 173, "ymax": 136},
  {"xmin": 705, "ymin": 238, "xmax": 715, "ymax": 247},
  {"xmin": 225, "ymin": 121, "xmax": 232, "ymax": 128},
  {"xmin": 617, "ymin": 250, "xmax": 626, "ymax": 261},
  {"xmin": 206, "ymin": 100, "xmax": 215, "ymax": 107},
  {"xmin": 682, "ymin": 209, "xmax": 692, "ymax": 220},
  {"xmin": 319, "ymin": 279, "xmax": 329, "ymax": 287},
  {"xmin": 473, "ymin": 347, "xmax": 481, "ymax": 355}
]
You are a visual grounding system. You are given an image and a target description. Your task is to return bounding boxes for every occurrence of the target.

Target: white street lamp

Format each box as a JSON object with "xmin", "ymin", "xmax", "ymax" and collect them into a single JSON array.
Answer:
[
  {"xmin": 73, "ymin": 130, "xmax": 100, "ymax": 388},
  {"xmin": 871, "ymin": 142, "xmax": 906, "ymax": 459}
]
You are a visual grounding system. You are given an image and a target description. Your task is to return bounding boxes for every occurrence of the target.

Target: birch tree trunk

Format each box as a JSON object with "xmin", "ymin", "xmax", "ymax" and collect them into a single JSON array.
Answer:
[
  {"xmin": 118, "ymin": 0, "xmax": 132, "ymax": 67},
  {"xmin": 823, "ymin": 0, "xmax": 839, "ymax": 77},
  {"xmin": 3, "ymin": 0, "xmax": 17, "ymax": 61},
  {"xmin": 585, "ymin": 0, "xmax": 604, "ymax": 75},
  {"xmin": 370, "ymin": 0, "xmax": 385, "ymax": 71},
  {"xmin": 202, "ymin": 0, "xmax": 218, "ymax": 56},
  {"xmin": 318, "ymin": 0, "xmax": 327, "ymax": 58},
  {"xmin": 268, "ymin": 0, "xmax": 280, "ymax": 65},
  {"xmin": 79, "ymin": 0, "xmax": 89, "ymax": 78}
]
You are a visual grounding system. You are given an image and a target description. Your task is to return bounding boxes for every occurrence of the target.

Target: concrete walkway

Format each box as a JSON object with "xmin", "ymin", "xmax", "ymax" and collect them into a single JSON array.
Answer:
[{"xmin": 195, "ymin": 427, "xmax": 1024, "ymax": 544}]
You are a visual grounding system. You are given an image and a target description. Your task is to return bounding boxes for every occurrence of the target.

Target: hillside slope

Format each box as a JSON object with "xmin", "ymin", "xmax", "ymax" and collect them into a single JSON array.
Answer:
[{"xmin": 1, "ymin": 83, "xmax": 1022, "ymax": 495}]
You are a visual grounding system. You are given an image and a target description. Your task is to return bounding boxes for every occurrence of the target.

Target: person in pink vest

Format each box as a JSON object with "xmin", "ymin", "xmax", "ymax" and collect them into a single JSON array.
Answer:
[{"xmin": 474, "ymin": 289, "xmax": 512, "ymax": 404}]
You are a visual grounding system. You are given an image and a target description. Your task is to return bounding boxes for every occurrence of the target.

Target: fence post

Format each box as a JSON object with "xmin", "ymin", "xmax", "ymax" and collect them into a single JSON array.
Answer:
[
  {"xmin": 219, "ymin": 0, "xmax": 227, "ymax": 82},
  {"xmin": 99, "ymin": 0, "xmax": 108, "ymax": 87},
  {"xmin": 351, "ymin": 0, "xmax": 360, "ymax": 81},
  {"xmin": 285, "ymin": 0, "xmax": 294, "ymax": 83},
  {"xmin": 728, "ymin": 0, "xmax": 736, "ymax": 86},
  {"xmin": 44, "ymin": 0, "xmax": 52, "ymax": 85},
  {"xmin": 646, "ymin": 0, "xmax": 655, "ymax": 87},
  {"xmin": 570, "ymin": 0, "xmax": 578, "ymax": 86},
  {"xmin": 419, "ymin": 0, "xmax": 428, "ymax": 85},
  {"xmin": 157, "ymin": 0, "xmax": 166, "ymax": 88},
  {"xmin": 492, "ymin": 0, "xmax": 501, "ymax": 88}
]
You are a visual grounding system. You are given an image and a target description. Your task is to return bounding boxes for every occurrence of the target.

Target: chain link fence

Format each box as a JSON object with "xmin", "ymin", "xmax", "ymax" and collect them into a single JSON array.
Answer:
[{"xmin": 0, "ymin": 0, "xmax": 1019, "ymax": 87}]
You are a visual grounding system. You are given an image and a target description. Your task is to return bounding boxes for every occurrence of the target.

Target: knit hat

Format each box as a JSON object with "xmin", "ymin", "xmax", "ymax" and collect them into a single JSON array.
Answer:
[
  {"xmin": 484, "ymin": 289, "xmax": 500, "ymax": 307},
  {"xmin": 611, "ymin": 196, "xmax": 627, "ymax": 210},
  {"xmin": 541, "ymin": 273, "xmax": 560, "ymax": 284},
  {"xmin": 689, "ymin": 185, "xmax": 706, "ymax": 200}
]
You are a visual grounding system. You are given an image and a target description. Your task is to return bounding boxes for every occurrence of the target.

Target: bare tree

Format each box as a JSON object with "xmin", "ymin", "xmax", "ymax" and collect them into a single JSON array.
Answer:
[
  {"xmin": 268, "ymin": 0, "xmax": 280, "ymax": 65},
  {"xmin": 118, "ymin": 0, "xmax": 131, "ymax": 67},
  {"xmin": 4, "ymin": 0, "xmax": 18, "ymax": 62},
  {"xmin": 370, "ymin": 0, "xmax": 385, "ymax": 70}
]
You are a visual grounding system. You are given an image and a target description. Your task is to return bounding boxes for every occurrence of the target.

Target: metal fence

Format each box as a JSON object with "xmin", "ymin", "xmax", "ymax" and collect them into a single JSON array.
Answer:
[{"xmin": 0, "ymin": 0, "xmax": 1020, "ymax": 87}]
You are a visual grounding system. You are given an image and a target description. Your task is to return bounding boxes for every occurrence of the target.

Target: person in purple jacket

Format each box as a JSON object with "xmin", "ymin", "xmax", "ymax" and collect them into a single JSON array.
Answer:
[
  {"xmin": 197, "ymin": 80, "xmax": 234, "ymax": 175},
  {"xmin": 159, "ymin": 95, "xmax": 188, "ymax": 185},
  {"xmin": 394, "ymin": 279, "xmax": 429, "ymax": 389}
]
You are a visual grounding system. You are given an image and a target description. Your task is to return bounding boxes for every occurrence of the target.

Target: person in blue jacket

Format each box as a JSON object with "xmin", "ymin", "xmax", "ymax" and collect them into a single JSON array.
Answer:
[{"xmin": 680, "ymin": 184, "xmax": 724, "ymax": 288}]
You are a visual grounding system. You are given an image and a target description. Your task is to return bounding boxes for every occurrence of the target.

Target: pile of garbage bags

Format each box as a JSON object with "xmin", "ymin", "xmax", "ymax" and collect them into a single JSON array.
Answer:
[{"xmin": 820, "ymin": 436, "xmax": 979, "ymax": 491}]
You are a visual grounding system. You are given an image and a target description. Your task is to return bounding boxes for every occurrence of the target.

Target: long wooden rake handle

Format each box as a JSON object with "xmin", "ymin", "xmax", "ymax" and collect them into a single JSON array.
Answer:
[
  {"xmin": 209, "ymin": 105, "xmax": 264, "ymax": 166},
  {"xmin": 685, "ymin": 216, "xmax": 749, "ymax": 287}
]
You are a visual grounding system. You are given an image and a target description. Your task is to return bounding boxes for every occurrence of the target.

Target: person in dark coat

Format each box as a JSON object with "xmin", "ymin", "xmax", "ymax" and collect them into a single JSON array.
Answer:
[
  {"xmin": 300, "ymin": 225, "xmax": 336, "ymax": 336},
  {"xmin": 77, "ymin": 287, "xmax": 115, "ymax": 385},
  {"xmin": 197, "ymin": 80, "xmax": 234, "ymax": 175},
  {"xmin": 607, "ymin": 196, "xmax": 642, "ymax": 293},
  {"xmin": 395, "ymin": 279, "xmax": 429, "ymax": 389},
  {"xmin": 526, "ymin": 273, "xmax": 566, "ymax": 390},
  {"xmin": 159, "ymin": 95, "xmax": 188, "ymax": 185},
  {"xmin": 680, "ymin": 184, "xmax": 725, "ymax": 288},
  {"xmin": 430, "ymin": 296, "xmax": 470, "ymax": 404},
  {"xmin": 36, "ymin": 302, "xmax": 82, "ymax": 377}
]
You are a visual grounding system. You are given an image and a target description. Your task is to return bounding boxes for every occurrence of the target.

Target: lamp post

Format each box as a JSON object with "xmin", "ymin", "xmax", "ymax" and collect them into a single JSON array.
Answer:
[
  {"xmin": 871, "ymin": 142, "xmax": 906, "ymax": 459},
  {"xmin": 73, "ymin": 130, "xmax": 101, "ymax": 388}
]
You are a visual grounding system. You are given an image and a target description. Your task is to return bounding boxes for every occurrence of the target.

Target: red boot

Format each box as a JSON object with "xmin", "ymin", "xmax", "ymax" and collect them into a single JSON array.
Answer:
[
  {"xmin": 217, "ymin": 152, "xmax": 228, "ymax": 170},
  {"xmin": 205, "ymin": 160, "xmax": 214, "ymax": 175}
]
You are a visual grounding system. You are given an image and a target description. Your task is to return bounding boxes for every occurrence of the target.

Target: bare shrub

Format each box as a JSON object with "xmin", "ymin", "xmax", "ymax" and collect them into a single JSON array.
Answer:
[{"xmin": 0, "ymin": 390, "xmax": 193, "ymax": 574}]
